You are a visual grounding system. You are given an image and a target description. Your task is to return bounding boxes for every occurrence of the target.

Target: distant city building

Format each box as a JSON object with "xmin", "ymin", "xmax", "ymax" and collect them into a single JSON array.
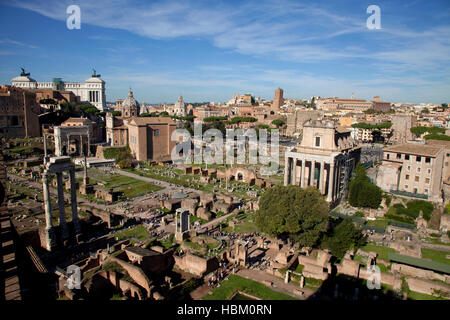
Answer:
[
  {"xmin": 316, "ymin": 96, "xmax": 372, "ymax": 112},
  {"xmin": 372, "ymin": 96, "xmax": 391, "ymax": 112},
  {"xmin": 121, "ymin": 88, "xmax": 140, "ymax": 118},
  {"xmin": 174, "ymin": 95, "xmax": 187, "ymax": 117},
  {"xmin": 0, "ymin": 85, "xmax": 40, "ymax": 138},
  {"xmin": 285, "ymin": 109, "xmax": 322, "ymax": 137},
  {"xmin": 11, "ymin": 69, "xmax": 106, "ymax": 110},
  {"xmin": 391, "ymin": 114, "xmax": 417, "ymax": 144},
  {"xmin": 284, "ymin": 119, "xmax": 360, "ymax": 204},
  {"xmin": 272, "ymin": 88, "xmax": 284, "ymax": 111}
]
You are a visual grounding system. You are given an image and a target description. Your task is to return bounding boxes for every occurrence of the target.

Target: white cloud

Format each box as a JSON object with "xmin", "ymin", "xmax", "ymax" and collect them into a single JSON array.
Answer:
[{"xmin": 5, "ymin": 0, "xmax": 450, "ymax": 102}]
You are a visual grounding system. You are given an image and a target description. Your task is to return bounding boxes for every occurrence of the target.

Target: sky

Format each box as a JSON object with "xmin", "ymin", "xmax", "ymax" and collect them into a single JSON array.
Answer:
[{"xmin": 0, "ymin": 0, "xmax": 449, "ymax": 104}]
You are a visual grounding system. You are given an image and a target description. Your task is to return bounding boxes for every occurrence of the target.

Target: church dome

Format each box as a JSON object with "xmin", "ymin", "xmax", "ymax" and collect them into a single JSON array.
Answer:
[{"xmin": 122, "ymin": 88, "xmax": 140, "ymax": 108}]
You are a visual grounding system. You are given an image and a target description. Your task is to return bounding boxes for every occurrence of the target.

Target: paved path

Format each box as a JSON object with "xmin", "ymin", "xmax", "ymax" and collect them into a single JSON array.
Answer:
[
  {"xmin": 190, "ymin": 282, "xmax": 212, "ymax": 300},
  {"xmin": 201, "ymin": 212, "xmax": 235, "ymax": 230},
  {"xmin": 237, "ymin": 268, "xmax": 314, "ymax": 300},
  {"xmin": 420, "ymin": 242, "xmax": 450, "ymax": 252}
]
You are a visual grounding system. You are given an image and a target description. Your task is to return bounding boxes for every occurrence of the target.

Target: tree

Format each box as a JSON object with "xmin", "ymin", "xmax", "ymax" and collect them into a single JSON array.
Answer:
[
  {"xmin": 271, "ymin": 119, "xmax": 285, "ymax": 128},
  {"xmin": 255, "ymin": 185, "xmax": 329, "ymax": 247},
  {"xmin": 348, "ymin": 163, "xmax": 382, "ymax": 209},
  {"xmin": 321, "ymin": 218, "xmax": 365, "ymax": 259}
]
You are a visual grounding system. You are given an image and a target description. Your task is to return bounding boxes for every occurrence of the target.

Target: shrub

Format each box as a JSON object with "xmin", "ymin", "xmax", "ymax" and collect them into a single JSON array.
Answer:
[
  {"xmin": 348, "ymin": 164, "xmax": 382, "ymax": 209},
  {"xmin": 321, "ymin": 218, "xmax": 365, "ymax": 259},
  {"xmin": 384, "ymin": 195, "xmax": 392, "ymax": 207}
]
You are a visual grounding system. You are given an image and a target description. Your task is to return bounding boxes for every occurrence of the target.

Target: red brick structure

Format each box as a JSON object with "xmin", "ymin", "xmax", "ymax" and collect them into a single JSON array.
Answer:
[
  {"xmin": 0, "ymin": 85, "xmax": 40, "ymax": 138},
  {"xmin": 127, "ymin": 117, "xmax": 177, "ymax": 161},
  {"xmin": 271, "ymin": 88, "xmax": 284, "ymax": 112}
]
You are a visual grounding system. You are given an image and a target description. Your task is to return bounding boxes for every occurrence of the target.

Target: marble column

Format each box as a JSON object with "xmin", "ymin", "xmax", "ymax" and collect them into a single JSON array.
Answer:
[
  {"xmin": 43, "ymin": 171, "xmax": 55, "ymax": 250},
  {"xmin": 87, "ymin": 133, "xmax": 91, "ymax": 156},
  {"xmin": 284, "ymin": 156, "xmax": 289, "ymax": 185},
  {"xmin": 319, "ymin": 161, "xmax": 325, "ymax": 194},
  {"xmin": 291, "ymin": 157, "xmax": 296, "ymax": 185},
  {"xmin": 327, "ymin": 163, "xmax": 334, "ymax": 202},
  {"xmin": 334, "ymin": 162, "xmax": 341, "ymax": 200},
  {"xmin": 310, "ymin": 160, "xmax": 316, "ymax": 187},
  {"xmin": 56, "ymin": 172, "xmax": 69, "ymax": 242},
  {"xmin": 69, "ymin": 168, "xmax": 81, "ymax": 235},
  {"xmin": 300, "ymin": 159, "xmax": 306, "ymax": 188}
]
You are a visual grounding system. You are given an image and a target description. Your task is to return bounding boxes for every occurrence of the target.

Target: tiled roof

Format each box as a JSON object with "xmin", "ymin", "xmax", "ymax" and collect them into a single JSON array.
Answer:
[
  {"xmin": 128, "ymin": 117, "xmax": 176, "ymax": 126},
  {"xmin": 383, "ymin": 143, "xmax": 444, "ymax": 157}
]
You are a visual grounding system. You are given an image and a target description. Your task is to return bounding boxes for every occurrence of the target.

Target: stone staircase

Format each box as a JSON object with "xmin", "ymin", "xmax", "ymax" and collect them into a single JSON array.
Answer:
[{"xmin": 0, "ymin": 209, "xmax": 22, "ymax": 300}]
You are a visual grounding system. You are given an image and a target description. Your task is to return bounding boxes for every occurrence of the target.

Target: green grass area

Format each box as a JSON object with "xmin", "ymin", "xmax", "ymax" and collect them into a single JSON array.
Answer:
[
  {"xmin": 305, "ymin": 277, "xmax": 323, "ymax": 288},
  {"xmin": 183, "ymin": 240, "xmax": 203, "ymax": 251},
  {"xmin": 10, "ymin": 145, "xmax": 35, "ymax": 153},
  {"xmin": 360, "ymin": 244, "xmax": 395, "ymax": 262},
  {"xmin": 160, "ymin": 234, "xmax": 175, "ymax": 249},
  {"xmin": 407, "ymin": 290, "xmax": 447, "ymax": 300},
  {"xmin": 190, "ymin": 216, "xmax": 208, "ymax": 224},
  {"xmin": 233, "ymin": 222, "xmax": 259, "ymax": 234},
  {"xmin": 125, "ymin": 165, "xmax": 262, "ymax": 200},
  {"xmin": 424, "ymin": 238, "xmax": 450, "ymax": 246},
  {"xmin": 421, "ymin": 248, "xmax": 450, "ymax": 265},
  {"xmin": 102, "ymin": 174, "xmax": 162, "ymax": 198},
  {"xmin": 294, "ymin": 264, "xmax": 304, "ymax": 273},
  {"xmin": 366, "ymin": 218, "xmax": 389, "ymax": 229},
  {"xmin": 86, "ymin": 168, "xmax": 162, "ymax": 200},
  {"xmin": 385, "ymin": 200, "xmax": 434, "ymax": 225},
  {"xmin": 103, "ymin": 147, "xmax": 128, "ymax": 160},
  {"xmin": 116, "ymin": 225, "xmax": 149, "ymax": 241},
  {"xmin": 203, "ymin": 275, "xmax": 297, "ymax": 300}
]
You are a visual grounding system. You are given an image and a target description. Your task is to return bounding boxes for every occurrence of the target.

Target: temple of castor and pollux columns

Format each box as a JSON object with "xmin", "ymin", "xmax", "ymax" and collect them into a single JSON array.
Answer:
[
  {"xmin": 284, "ymin": 120, "xmax": 361, "ymax": 205},
  {"xmin": 41, "ymin": 156, "xmax": 81, "ymax": 251}
]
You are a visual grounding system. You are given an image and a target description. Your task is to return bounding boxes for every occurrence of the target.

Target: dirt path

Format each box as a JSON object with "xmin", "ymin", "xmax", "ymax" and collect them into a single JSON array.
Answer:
[{"xmin": 237, "ymin": 268, "xmax": 314, "ymax": 300}]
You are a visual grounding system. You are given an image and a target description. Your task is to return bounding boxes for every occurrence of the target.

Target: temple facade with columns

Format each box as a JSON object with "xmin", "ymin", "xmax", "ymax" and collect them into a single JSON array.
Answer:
[{"xmin": 284, "ymin": 120, "xmax": 361, "ymax": 204}]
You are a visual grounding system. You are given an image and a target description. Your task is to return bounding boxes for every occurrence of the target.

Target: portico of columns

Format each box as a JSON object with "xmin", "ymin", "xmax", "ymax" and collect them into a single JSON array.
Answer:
[{"xmin": 284, "ymin": 152, "xmax": 341, "ymax": 203}]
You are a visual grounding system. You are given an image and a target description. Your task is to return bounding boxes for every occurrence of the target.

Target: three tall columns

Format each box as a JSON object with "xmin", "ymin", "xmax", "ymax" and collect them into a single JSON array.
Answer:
[{"xmin": 42, "ymin": 165, "xmax": 81, "ymax": 251}]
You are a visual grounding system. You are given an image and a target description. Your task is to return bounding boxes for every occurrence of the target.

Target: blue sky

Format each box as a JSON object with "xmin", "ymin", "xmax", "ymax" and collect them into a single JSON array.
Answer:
[{"xmin": 0, "ymin": 0, "xmax": 449, "ymax": 104}]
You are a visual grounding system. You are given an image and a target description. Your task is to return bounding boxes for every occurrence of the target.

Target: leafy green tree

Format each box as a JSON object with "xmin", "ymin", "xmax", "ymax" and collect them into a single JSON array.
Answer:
[
  {"xmin": 203, "ymin": 116, "xmax": 227, "ymax": 122},
  {"xmin": 255, "ymin": 185, "xmax": 329, "ymax": 247},
  {"xmin": 348, "ymin": 163, "xmax": 382, "ymax": 208},
  {"xmin": 410, "ymin": 126, "xmax": 445, "ymax": 137},
  {"xmin": 111, "ymin": 111, "xmax": 122, "ymax": 117},
  {"xmin": 271, "ymin": 119, "xmax": 285, "ymax": 128},
  {"xmin": 321, "ymin": 218, "xmax": 366, "ymax": 259}
]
